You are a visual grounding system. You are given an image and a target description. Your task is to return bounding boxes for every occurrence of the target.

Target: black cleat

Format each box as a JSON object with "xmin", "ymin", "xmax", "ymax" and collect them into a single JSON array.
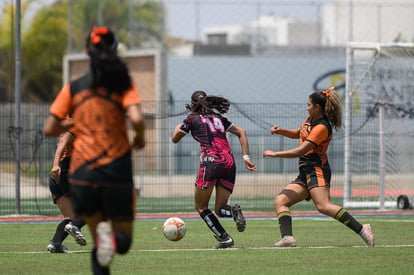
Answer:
[
  {"xmin": 65, "ymin": 222, "xmax": 86, "ymax": 246},
  {"xmin": 214, "ymin": 233, "xmax": 234, "ymax": 249},
  {"xmin": 47, "ymin": 241, "xmax": 69, "ymax": 253},
  {"xmin": 231, "ymin": 204, "xmax": 246, "ymax": 232}
]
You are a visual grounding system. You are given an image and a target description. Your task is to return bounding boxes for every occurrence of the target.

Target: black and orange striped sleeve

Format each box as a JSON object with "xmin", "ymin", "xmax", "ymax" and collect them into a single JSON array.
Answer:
[
  {"xmin": 50, "ymin": 84, "xmax": 72, "ymax": 120},
  {"xmin": 122, "ymin": 83, "xmax": 141, "ymax": 109},
  {"xmin": 306, "ymin": 124, "xmax": 329, "ymax": 146}
]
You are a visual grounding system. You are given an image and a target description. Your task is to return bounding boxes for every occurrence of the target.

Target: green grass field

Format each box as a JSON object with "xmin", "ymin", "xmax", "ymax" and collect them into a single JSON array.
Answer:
[{"xmin": 0, "ymin": 216, "xmax": 413, "ymax": 274}]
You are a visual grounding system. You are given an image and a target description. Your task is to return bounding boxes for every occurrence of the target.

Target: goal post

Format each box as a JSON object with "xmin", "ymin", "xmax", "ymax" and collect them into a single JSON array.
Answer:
[{"xmin": 344, "ymin": 42, "xmax": 414, "ymax": 210}]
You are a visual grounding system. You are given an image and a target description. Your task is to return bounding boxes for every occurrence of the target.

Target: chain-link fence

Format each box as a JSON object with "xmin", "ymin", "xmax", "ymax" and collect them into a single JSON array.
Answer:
[{"xmin": 1, "ymin": 0, "xmax": 414, "ymax": 214}]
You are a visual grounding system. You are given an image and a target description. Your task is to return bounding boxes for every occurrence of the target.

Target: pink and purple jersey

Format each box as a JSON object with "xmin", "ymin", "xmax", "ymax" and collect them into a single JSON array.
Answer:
[
  {"xmin": 180, "ymin": 112, "xmax": 236, "ymax": 191},
  {"xmin": 180, "ymin": 112, "xmax": 233, "ymax": 157}
]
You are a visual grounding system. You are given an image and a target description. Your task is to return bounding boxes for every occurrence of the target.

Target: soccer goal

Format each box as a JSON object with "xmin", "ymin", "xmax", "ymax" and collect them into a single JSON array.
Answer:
[{"xmin": 343, "ymin": 42, "xmax": 414, "ymax": 210}]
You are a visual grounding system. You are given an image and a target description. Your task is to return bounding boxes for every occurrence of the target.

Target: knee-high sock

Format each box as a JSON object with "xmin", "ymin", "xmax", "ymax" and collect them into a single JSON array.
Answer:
[
  {"xmin": 72, "ymin": 216, "xmax": 86, "ymax": 229},
  {"xmin": 218, "ymin": 205, "xmax": 232, "ymax": 217},
  {"xmin": 115, "ymin": 233, "xmax": 131, "ymax": 254},
  {"xmin": 277, "ymin": 211, "xmax": 293, "ymax": 237},
  {"xmin": 91, "ymin": 248, "xmax": 110, "ymax": 275},
  {"xmin": 200, "ymin": 209, "xmax": 226, "ymax": 238},
  {"xmin": 51, "ymin": 219, "xmax": 70, "ymax": 244},
  {"xmin": 334, "ymin": 208, "xmax": 363, "ymax": 233}
]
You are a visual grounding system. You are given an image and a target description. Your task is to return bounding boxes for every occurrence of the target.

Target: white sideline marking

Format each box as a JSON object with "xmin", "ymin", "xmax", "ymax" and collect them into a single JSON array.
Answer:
[{"xmin": 2, "ymin": 244, "xmax": 414, "ymax": 254}]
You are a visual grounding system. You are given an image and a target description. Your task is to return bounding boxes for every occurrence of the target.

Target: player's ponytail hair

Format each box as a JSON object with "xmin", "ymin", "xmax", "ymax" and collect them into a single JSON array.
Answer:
[
  {"xmin": 310, "ymin": 87, "xmax": 342, "ymax": 130},
  {"xmin": 186, "ymin": 91, "xmax": 230, "ymax": 115},
  {"xmin": 86, "ymin": 26, "xmax": 132, "ymax": 95}
]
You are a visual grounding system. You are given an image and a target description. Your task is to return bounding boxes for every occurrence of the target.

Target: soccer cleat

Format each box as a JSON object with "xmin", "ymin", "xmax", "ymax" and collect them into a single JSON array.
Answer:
[
  {"xmin": 96, "ymin": 222, "xmax": 116, "ymax": 267},
  {"xmin": 273, "ymin": 236, "xmax": 297, "ymax": 247},
  {"xmin": 47, "ymin": 241, "xmax": 69, "ymax": 253},
  {"xmin": 214, "ymin": 233, "xmax": 234, "ymax": 249},
  {"xmin": 65, "ymin": 222, "xmax": 87, "ymax": 246},
  {"xmin": 359, "ymin": 224, "xmax": 374, "ymax": 247},
  {"xmin": 231, "ymin": 203, "xmax": 246, "ymax": 232}
]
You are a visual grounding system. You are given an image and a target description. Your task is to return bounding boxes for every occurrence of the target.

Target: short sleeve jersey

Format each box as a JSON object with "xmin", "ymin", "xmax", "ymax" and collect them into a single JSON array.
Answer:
[
  {"xmin": 179, "ymin": 112, "xmax": 233, "ymax": 157},
  {"xmin": 49, "ymin": 74, "xmax": 141, "ymax": 175},
  {"xmin": 298, "ymin": 116, "xmax": 332, "ymax": 167}
]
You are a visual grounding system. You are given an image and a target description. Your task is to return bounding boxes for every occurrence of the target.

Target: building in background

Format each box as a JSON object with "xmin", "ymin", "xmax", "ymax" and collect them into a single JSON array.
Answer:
[
  {"xmin": 321, "ymin": 0, "xmax": 414, "ymax": 45},
  {"xmin": 171, "ymin": 0, "xmax": 414, "ymax": 57}
]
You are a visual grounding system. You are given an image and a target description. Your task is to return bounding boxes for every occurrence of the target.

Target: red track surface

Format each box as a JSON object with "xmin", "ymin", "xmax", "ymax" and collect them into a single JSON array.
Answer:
[{"xmin": 1, "ymin": 210, "xmax": 413, "ymax": 223}]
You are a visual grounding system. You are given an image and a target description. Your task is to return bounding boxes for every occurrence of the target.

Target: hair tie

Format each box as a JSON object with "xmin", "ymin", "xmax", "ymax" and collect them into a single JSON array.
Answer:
[
  {"xmin": 90, "ymin": 26, "xmax": 109, "ymax": 45},
  {"xmin": 322, "ymin": 86, "xmax": 334, "ymax": 97}
]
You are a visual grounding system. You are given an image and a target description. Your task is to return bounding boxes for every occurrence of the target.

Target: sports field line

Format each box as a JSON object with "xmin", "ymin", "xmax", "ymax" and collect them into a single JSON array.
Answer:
[{"xmin": 2, "ymin": 244, "xmax": 414, "ymax": 254}]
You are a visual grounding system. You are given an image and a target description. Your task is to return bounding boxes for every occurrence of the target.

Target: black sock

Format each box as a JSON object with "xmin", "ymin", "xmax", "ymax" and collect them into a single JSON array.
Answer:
[
  {"xmin": 200, "ymin": 209, "xmax": 226, "ymax": 238},
  {"xmin": 115, "ymin": 233, "xmax": 131, "ymax": 254},
  {"xmin": 72, "ymin": 216, "xmax": 86, "ymax": 229},
  {"xmin": 218, "ymin": 205, "xmax": 232, "ymax": 217},
  {"xmin": 91, "ymin": 248, "xmax": 110, "ymax": 275},
  {"xmin": 278, "ymin": 211, "xmax": 293, "ymax": 237},
  {"xmin": 334, "ymin": 208, "xmax": 363, "ymax": 233},
  {"xmin": 51, "ymin": 219, "xmax": 70, "ymax": 243}
]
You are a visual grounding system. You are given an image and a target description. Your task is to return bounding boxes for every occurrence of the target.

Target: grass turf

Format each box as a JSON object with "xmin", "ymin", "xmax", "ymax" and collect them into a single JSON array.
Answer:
[{"xmin": 0, "ymin": 216, "xmax": 413, "ymax": 274}]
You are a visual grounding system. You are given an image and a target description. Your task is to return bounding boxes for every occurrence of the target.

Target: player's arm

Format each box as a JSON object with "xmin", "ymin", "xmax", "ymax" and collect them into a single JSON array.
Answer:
[
  {"xmin": 43, "ymin": 116, "xmax": 74, "ymax": 137},
  {"xmin": 228, "ymin": 124, "xmax": 256, "ymax": 171},
  {"xmin": 51, "ymin": 132, "xmax": 75, "ymax": 180},
  {"xmin": 263, "ymin": 140, "xmax": 315, "ymax": 158},
  {"xmin": 270, "ymin": 125, "xmax": 300, "ymax": 139},
  {"xmin": 44, "ymin": 84, "xmax": 73, "ymax": 136},
  {"xmin": 128, "ymin": 104, "xmax": 145, "ymax": 150},
  {"xmin": 172, "ymin": 124, "xmax": 186, "ymax": 143}
]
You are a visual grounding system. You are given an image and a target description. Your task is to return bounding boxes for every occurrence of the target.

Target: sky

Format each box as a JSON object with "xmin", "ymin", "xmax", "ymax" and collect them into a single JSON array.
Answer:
[
  {"xmin": 1, "ymin": 0, "xmax": 334, "ymax": 41},
  {"xmin": 163, "ymin": 0, "xmax": 334, "ymax": 40}
]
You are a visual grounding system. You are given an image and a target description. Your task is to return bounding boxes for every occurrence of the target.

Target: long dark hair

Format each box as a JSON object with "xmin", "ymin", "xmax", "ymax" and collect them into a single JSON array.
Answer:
[
  {"xmin": 86, "ymin": 26, "xmax": 132, "ymax": 95},
  {"xmin": 309, "ymin": 87, "xmax": 342, "ymax": 130},
  {"xmin": 186, "ymin": 91, "xmax": 230, "ymax": 115}
]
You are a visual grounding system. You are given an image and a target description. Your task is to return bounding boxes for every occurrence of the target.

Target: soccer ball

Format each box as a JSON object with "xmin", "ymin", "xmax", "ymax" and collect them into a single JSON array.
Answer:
[{"xmin": 162, "ymin": 217, "xmax": 187, "ymax": 241}]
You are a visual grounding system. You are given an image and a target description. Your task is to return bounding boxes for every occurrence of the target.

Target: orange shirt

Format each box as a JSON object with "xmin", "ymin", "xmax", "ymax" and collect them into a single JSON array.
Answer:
[{"xmin": 49, "ymin": 74, "xmax": 141, "ymax": 174}]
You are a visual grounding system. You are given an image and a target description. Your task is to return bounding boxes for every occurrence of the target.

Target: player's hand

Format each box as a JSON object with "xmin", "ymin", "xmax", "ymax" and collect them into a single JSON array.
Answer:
[
  {"xmin": 245, "ymin": 159, "xmax": 256, "ymax": 171},
  {"xmin": 270, "ymin": 125, "xmax": 282, "ymax": 135},
  {"xmin": 131, "ymin": 135, "xmax": 145, "ymax": 150},
  {"xmin": 263, "ymin": 150, "xmax": 277, "ymax": 158},
  {"xmin": 51, "ymin": 165, "xmax": 61, "ymax": 180}
]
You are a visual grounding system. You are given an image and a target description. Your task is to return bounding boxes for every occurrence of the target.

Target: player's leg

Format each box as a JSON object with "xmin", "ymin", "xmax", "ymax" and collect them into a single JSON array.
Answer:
[
  {"xmin": 91, "ymin": 183, "xmax": 136, "ymax": 270},
  {"xmin": 214, "ymin": 165, "xmax": 246, "ymax": 232},
  {"xmin": 47, "ymin": 176, "xmax": 70, "ymax": 253},
  {"xmin": 58, "ymin": 166, "xmax": 87, "ymax": 246},
  {"xmin": 310, "ymin": 187, "xmax": 374, "ymax": 247},
  {"xmin": 64, "ymin": 215, "xmax": 87, "ymax": 246},
  {"xmin": 195, "ymin": 185, "xmax": 233, "ymax": 249},
  {"xmin": 273, "ymin": 183, "xmax": 307, "ymax": 247},
  {"xmin": 82, "ymin": 212, "xmax": 110, "ymax": 275}
]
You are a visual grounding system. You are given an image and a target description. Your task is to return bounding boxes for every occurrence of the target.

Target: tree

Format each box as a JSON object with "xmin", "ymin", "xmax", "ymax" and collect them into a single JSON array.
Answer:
[
  {"xmin": 0, "ymin": 0, "xmax": 33, "ymax": 101},
  {"xmin": 0, "ymin": 0, "xmax": 166, "ymax": 102}
]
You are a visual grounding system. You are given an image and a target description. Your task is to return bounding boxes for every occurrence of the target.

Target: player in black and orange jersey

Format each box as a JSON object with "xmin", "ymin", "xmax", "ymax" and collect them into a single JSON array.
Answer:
[
  {"xmin": 263, "ymin": 87, "xmax": 374, "ymax": 248},
  {"xmin": 172, "ymin": 91, "xmax": 256, "ymax": 249},
  {"xmin": 43, "ymin": 26, "xmax": 145, "ymax": 274},
  {"xmin": 47, "ymin": 125, "xmax": 86, "ymax": 253}
]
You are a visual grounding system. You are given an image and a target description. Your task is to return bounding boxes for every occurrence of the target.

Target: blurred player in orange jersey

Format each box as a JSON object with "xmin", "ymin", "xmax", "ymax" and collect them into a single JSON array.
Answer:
[
  {"xmin": 263, "ymin": 87, "xmax": 374, "ymax": 248},
  {"xmin": 43, "ymin": 26, "xmax": 145, "ymax": 274},
  {"xmin": 47, "ymin": 125, "xmax": 86, "ymax": 253}
]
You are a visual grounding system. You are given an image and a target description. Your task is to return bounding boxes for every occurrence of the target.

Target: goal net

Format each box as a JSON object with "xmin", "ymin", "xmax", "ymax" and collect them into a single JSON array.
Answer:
[{"xmin": 344, "ymin": 42, "xmax": 414, "ymax": 209}]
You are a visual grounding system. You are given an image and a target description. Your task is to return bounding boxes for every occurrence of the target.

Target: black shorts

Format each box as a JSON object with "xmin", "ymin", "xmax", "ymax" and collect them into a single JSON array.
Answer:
[
  {"xmin": 49, "ymin": 157, "xmax": 71, "ymax": 203},
  {"xmin": 69, "ymin": 151, "xmax": 136, "ymax": 221},
  {"xmin": 195, "ymin": 159, "xmax": 236, "ymax": 193},
  {"xmin": 291, "ymin": 164, "xmax": 331, "ymax": 200},
  {"xmin": 70, "ymin": 183, "xmax": 136, "ymax": 221}
]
